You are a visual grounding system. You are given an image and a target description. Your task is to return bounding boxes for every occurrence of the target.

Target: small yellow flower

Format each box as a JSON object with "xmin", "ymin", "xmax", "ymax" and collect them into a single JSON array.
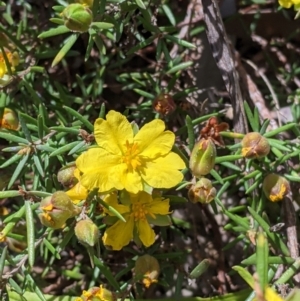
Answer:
[
  {"xmin": 75, "ymin": 285, "xmax": 116, "ymax": 301},
  {"xmin": 66, "ymin": 168, "xmax": 88, "ymax": 204},
  {"xmin": 76, "ymin": 110, "xmax": 186, "ymax": 194},
  {"xmin": 0, "ymin": 51, "xmax": 19, "ymax": 78},
  {"xmin": 102, "ymin": 191, "xmax": 170, "ymax": 250}
]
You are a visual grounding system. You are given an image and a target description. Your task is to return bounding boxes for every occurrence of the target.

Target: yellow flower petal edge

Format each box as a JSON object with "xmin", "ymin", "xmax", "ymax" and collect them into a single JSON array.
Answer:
[{"xmin": 76, "ymin": 110, "xmax": 186, "ymax": 193}]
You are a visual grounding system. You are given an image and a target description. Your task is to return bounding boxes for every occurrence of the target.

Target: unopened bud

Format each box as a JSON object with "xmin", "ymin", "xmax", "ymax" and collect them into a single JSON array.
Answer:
[
  {"xmin": 75, "ymin": 219, "xmax": 99, "ymax": 247},
  {"xmin": 188, "ymin": 178, "xmax": 216, "ymax": 204},
  {"xmin": 38, "ymin": 191, "xmax": 81, "ymax": 229},
  {"xmin": 61, "ymin": 3, "xmax": 93, "ymax": 33},
  {"xmin": 135, "ymin": 254, "xmax": 160, "ymax": 288},
  {"xmin": 57, "ymin": 165, "xmax": 78, "ymax": 187},
  {"xmin": 0, "ymin": 108, "xmax": 19, "ymax": 130},
  {"xmin": 263, "ymin": 173, "xmax": 290, "ymax": 202},
  {"xmin": 152, "ymin": 93, "xmax": 176, "ymax": 116},
  {"xmin": 241, "ymin": 132, "xmax": 270, "ymax": 159},
  {"xmin": 74, "ymin": 0, "xmax": 94, "ymax": 7},
  {"xmin": 76, "ymin": 285, "xmax": 116, "ymax": 301},
  {"xmin": 189, "ymin": 138, "xmax": 216, "ymax": 177}
]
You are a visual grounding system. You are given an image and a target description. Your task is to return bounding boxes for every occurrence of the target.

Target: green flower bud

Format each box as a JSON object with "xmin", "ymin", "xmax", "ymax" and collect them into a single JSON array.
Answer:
[
  {"xmin": 75, "ymin": 219, "xmax": 99, "ymax": 247},
  {"xmin": 57, "ymin": 164, "xmax": 78, "ymax": 187},
  {"xmin": 0, "ymin": 108, "xmax": 19, "ymax": 130},
  {"xmin": 39, "ymin": 191, "xmax": 81, "ymax": 229},
  {"xmin": 189, "ymin": 138, "xmax": 216, "ymax": 177},
  {"xmin": 263, "ymin": 173, "xmax": 290, "ymax": 202},
  {"xmin": 188, "ymin": 178, "xmax": 216, "ymax": 204},
  {"xmin": 61, "ymin": 3, "xmax": 93, "ymax": 33},
  {"xmin": 241, "ymin": 132, "xmax": 270, "ymax": 159},
  {"xmin": 74, "ymin": 0, "xmax": 94, "ymax": 7},
  {"xmin": 135, "ymin": 254, "xmax": 160, "ymax": 288}
]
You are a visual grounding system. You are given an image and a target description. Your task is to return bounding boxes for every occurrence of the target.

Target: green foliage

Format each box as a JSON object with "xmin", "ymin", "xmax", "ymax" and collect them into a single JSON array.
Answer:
[{"xmin": 1, "ymin": 0, "xmax": 300, "ymax": 301}]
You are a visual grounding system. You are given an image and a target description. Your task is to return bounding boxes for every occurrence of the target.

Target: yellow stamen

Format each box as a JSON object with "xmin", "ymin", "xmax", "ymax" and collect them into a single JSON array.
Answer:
[
  {"xmin": 131, "ymin": 202, "xmax": 148, "ymax": 221},
  {"xmin": 122, "ymin": 140, "xmax": 141, "ymax": 170}
]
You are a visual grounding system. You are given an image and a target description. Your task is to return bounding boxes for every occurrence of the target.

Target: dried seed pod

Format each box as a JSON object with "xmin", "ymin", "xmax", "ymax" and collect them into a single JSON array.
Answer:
[
  {"xmin": 188, "ymin": 178, "xmax": 216, "ymax": 204},
  {"xmin": 152, "ymin": 93, "xmax": 176, "ymax": 116}
]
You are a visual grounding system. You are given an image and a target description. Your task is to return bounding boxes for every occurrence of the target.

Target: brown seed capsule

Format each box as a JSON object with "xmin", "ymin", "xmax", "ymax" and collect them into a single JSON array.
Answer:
[
  {"xmin": 39, "ymin": 191, "xmax": 81, "ymax": 229},
  {"xmin": 75, "ymin": 219, "xmax": 99, "ymax": 247},
  {"xmin": 189, "ymin": 138, "xmax": 216, "ymax": 177},
  {"xmin": 188, "ymin": 178, "xmax": 216, "ymax": 204},
  {"xmin": 61, "ymin": 3, "xmax": 93, "ymax": 33},
  {"xmin": 152, "ymin": 93, "xmax": 176, "ymax": 116},
  {"xmin": 241, "ymin": 132, "xmax": 270, "ymax": 159},
  {"xmin": 263, "ymin": 173, "xmax": 290, "ymax": 202},
  {"xmin": 135, "ymin": 254, "xmax": 160, "ymax": 288}
]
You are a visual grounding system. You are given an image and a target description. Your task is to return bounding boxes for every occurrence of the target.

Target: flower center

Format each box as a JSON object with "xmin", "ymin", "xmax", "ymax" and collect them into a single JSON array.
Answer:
[
  {"xmin": 123, "ymin": 140, "xmax": 141, "ymax": 170},
  {"xmin": 131, "ymin": 202, "xmax": 148, "ymax": 221}
]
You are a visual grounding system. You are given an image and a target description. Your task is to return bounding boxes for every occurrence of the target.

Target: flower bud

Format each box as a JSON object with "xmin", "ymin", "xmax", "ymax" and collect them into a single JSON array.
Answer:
[
  {"xmin": 241, "ymin": 132, "xmax": 270, "ymax": 159},
  {"xmin": 76, "ymin": 285, "xmax": 116, "ymax": 301},
  {"xmin": 135, "ymin": 254, "xmax": 160, "ymax": 288},
  {"xmin": 152, "ymin": 93, "xmax": 176, "ymax": 116},
  {"xmin": 0, "ymin": 108, "xmax": 19, "ymax": 130},
  {"xmin": 75, "ymin": 219, "xmax": 99, "ymax": 247},
  {"xmin": 263, "ymin": 174, "xmax": 290, "ymax": 202},
  {"xmin": 189, "ymin": 138, "xmax": 216, "ymax": 177},
  {"xmin": 57, "ymin": 165, "xmax": 78, "ymax": 187},
  {"xmin": 61, "ymin": 3, "xmax": 93, "ymax": 33},
  {"xmin": 74, "ymin": 0, "xmax": 94, "ymax": 7},
  {"xmin": 188, "ymin": 178, "xmax": 216, "ymax": 204},
  {"xmin": 38, "ymin": 191, "xmax": 81, "ymax": 229}
]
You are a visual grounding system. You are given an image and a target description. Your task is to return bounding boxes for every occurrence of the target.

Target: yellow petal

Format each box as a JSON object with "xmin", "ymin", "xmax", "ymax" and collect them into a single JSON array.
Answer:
[
  {"xmin": 137, "ymin": 219, "xmax": 156, "ymax": 247},
  {"xmin": 76, "ymin": 148, "xmax": 123, "ymax": 192},
  {"xmin": 102, "ymin": 216, "xmax": 134, "ymax": 250},
  {"xmin": 278, "ymin": 0, "xmax": 293, "ymax": 7},
  {"xmin": 122, "ymin": 169, "xmax": 144, "ymax": 194},
  {"xmin": 103, "ymin": 193, "xmax": 130, "ymax": 216},
  {"xmin": 142, "ymin": 152, "xmax": 185, "ymax": 189},
  {"xmin": 131, "ymin": 191, "xmax": 152, "ymax": 204},
  {"xmin": 134, "ymin": 119, "xmax": 174, "ymax": 158},
  {"xmin": 264, "ymin": 287, "xmax": 284, "ymax": 301},
  {"xmin": 66, "ymin": 182, "xmax": 88, "ymax": 204},
  {"xmin": 147, "ymin": 198, "xmax": 170, "ymax": 215},
  {"xmin": 94, "ymin": 110, "xmax": 133, "ymax": 155}
]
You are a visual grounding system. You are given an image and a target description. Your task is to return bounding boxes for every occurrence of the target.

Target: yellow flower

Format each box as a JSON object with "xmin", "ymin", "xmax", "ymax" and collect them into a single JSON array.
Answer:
[
  {"xmin": 75, "ymin": 285, "xmax": 116, "ymax": 301},
  {"xmin": 278, "ymin": 0, "xmax": 300, "ymax": 9},
  {"xmin": 76, "ymin": 110, "xmax": 185, "ymax": 194},
  {"xmin": 0, "ymin": 51, "xmax": 19, "ymax": 78},
  {"xmin": 102, "ymin": 191, "xmax": 170, "ymax": 250},
  {"xmin": 66, "ymin": 168, "xmax": 88, "ymax": 204}
]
